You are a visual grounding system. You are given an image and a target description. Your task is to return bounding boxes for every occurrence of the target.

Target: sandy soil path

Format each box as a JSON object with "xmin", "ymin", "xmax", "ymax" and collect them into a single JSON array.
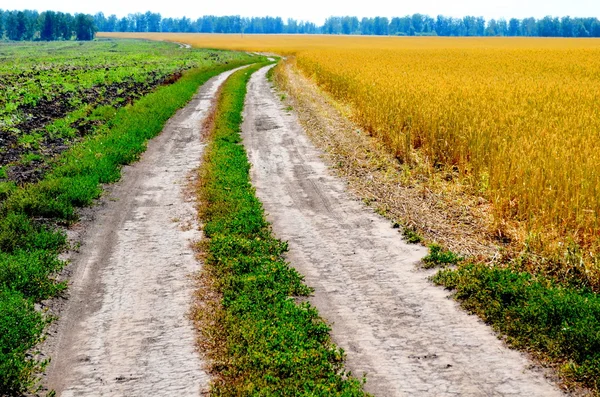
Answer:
[
  {"xmin": 241, "ymin": 65, "xmax": 564, "ymax": 396},
  {"xmin": 43, "ymin": 67, "xmax": 245, "ymax": 397}
]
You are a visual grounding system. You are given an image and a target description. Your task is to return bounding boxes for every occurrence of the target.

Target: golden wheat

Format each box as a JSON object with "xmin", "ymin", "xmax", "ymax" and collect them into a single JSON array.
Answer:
[{"xmin": 102, "ymin": 32, "xmax": 600, "ymax": 270}]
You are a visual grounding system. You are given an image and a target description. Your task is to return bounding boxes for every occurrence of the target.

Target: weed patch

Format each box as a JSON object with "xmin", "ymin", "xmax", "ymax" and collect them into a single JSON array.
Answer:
[
  {"xmin": 422, "ymin": 244, "xmax": 462, "ymax": 268},
  {"xmin": 402, "ymin": 226, "xmax": 422, "ymax": 244},
  {"xmin": 197, "ymin": 63, "xmax": 367, "ymax": 395},
  {"xmin": 434, "ymin": 264, "xmax": 600, "ymax": 392}
]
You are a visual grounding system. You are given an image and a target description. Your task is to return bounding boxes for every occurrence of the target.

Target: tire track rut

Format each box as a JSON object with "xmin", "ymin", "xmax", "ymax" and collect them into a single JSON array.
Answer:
[
  {"xmin": 241, "ymin": 65, "xmax": 564, "ymax": 396},
  {"xmin": 43, "ymin": 67, "xmax": 246, "ymax": 397}
]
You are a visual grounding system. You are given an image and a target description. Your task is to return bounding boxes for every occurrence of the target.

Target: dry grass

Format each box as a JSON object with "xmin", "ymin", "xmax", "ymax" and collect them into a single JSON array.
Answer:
[{"xmin": 272, "ymin": 59, "xmax": 497, "ymax": 258}]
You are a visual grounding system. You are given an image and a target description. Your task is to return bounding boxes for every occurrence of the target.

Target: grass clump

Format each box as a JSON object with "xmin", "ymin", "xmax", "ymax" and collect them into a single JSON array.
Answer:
[
  {"xmin": 433, "ymin": 264, "xmax": 600, "ymax": 392},
  {"xmin": 402, "ymin": 226, "xmax": 422, "ymax": 244},
  {"xmin": 422, "ymin": 244, "xmax": 462, "ymax": 268},
  {"xmin": 197, "ymin": 63, "xmax": 367, "ymax": 395},
  {"xmin": 0, "ymin": 291, "xmax": 49, "ymax": 395}
]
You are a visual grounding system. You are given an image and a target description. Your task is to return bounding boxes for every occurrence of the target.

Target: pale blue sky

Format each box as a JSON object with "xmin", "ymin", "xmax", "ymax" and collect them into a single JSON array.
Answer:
[{"xmin": 4, "ymin": 0, "xmax": 600, "ymax": 25}]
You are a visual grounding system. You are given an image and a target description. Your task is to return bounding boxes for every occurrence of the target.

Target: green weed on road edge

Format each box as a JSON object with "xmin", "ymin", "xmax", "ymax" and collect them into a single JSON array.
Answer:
[
  {"xmin": 433, "ymin": 263, "xmax": 600, "ymax": 393},
  {"xmin": 0, "ymin": 55, "xmax": 258, "ymax": 395},
  {"xmin": 196, "ymin": 63, "xmax": 368, "ymax": 396}
]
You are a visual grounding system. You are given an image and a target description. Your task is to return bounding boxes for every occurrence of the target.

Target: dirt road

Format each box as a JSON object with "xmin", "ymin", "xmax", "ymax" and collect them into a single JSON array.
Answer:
[
  {"xmin": 43, "ymin": 67, "xmax": 245, "ymax": 396},
  {"xmin": 241, "ymin": 65, "xmax": 564, "ymax": 396}
]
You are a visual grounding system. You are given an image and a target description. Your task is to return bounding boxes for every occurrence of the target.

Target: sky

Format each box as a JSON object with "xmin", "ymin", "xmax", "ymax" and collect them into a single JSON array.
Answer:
[{"xmin": 5, "ymin": 0, "xmax": 600, "ymax": 25}]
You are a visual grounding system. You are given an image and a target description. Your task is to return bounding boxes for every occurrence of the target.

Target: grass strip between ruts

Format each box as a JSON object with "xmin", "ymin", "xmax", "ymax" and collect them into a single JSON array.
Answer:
[
  {"xmin": 196, "ymin": 63, "xmax": 368, "ymax": 395},
  {"xmin": 0, "ymin": 57, "xmax": 258, "ymax": 395}
]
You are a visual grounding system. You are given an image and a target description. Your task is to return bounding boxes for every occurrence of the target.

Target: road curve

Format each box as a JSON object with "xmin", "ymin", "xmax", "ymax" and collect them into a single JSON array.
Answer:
[
  {"xmin": 43, "ymin": 66, "xmax": 246, "ymax": 397},
  {"xmin": 241, "ymin": 65, "xmax": 564, "ymax": 397}
]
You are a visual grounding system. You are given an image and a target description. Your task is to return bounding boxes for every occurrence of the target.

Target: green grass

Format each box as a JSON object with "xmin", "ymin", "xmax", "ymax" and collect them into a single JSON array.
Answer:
[
  {"xmin": 433, "ymin": 263, "xmax": 600, "ymax": 392},
  {"xmin": 422, "ymin": 244, "xmax": 462, "ymax": 268},
  {"xmin": 197, "ymin": 63, "xmax": 367, "ymax": 395},
  {"xmin": 402, "ymin": 226, "xmax": 422, "ymax": 244},
  {"xmin": 0, "ymin": 51, "xmax": 258, "ymax": 395}
]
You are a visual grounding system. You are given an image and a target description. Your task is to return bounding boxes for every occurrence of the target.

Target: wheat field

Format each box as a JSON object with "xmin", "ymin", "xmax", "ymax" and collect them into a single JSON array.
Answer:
[{"xmin": 101, "ymin": 32, "xmax": 600, "ymax": 281}]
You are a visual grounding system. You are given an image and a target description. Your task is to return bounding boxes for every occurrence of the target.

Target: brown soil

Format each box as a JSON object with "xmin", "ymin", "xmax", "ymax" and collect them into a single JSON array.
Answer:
[{"xmin": 1, "ymin": 70, "xmax": 186, "ymax": 185}]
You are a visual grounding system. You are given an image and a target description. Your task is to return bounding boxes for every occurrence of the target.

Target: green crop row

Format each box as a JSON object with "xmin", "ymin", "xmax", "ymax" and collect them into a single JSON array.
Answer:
[
  {"xmin": 196, "ymin": 63, "xmax": 367, "ymax": 395},
  {"xmin": 0, "ymin": 39, "xmax": 238, "ymax": 140},
  {"xmin": 0, "ymin": 40, "xmax": 254, "ymax": 187},
  {"xmin": 0, "ymin": 48, "xmax": 257, "ymax": 395}
]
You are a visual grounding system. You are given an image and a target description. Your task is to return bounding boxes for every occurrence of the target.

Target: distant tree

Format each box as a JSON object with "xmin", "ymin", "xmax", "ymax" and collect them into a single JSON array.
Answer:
[
  {"xmin": 324, "ymin": 17, "xmax": 342, "ymax": 34},
  {"xmin": 485, "ymin": 19, "xmax": 498, "ymax": 36},
  {"xmin": 274, "ymin": 17, "xmax": 284, "ymax": 33},
  {"xmin": 581, "ymin": 18, "xmax": 597, "ymax": 36},
  {"xmin": 561, "ymin": 16, "xmax": 574, "ymax": 37},
  {"xmin": 397, "ymin": 16, "xmax": 413, "ymax": 35},
  {"xmin": 74, "ymin": 13, "xmax": 96, "ymax": 40},
  {"xmin": 40, "ymin": 11, "xmax": 57, "ymax": 40},
  {"xmin": 422, "ymin": 15, "xmax": 435, "ymax": 33},
  {"xmin": 176, "ymin": 17, "xmax": 194, "ymax": 32},
  {"xmin": 448, "ymin": 18, "xmax": 466, "ymax": 36},
  {"xmin": 105, "ymin": 14, "xmax": 117, "ymax": 32},
  {"xmin": 200, "ymin": 16, "xmax": 215, "ymax": 33},
  {"xmin": 244, "ymin": 17, "xmax": 259, "ymax": 33},
  {"xmin": 6, "ymin": 11, "xmax": 26, "ymax": 40},
  {"xmin": 341, "ymin": 16, "xmax": 359, "ymax": 35},
  {"xmin": 388, "ymin": 17, "xmax": 400, "ymax": 35},
  {"xmin": 130, "ymin": 13, "xmax": 147, "ymax": 32},
  {"xmin": 411, "ymin": 13, "xmax": 424, "ymax": 34},
  {"xmin": 56, "ymin": 12, "xmax": 74, "ymax": 39},
  {"xmin": 497, "ymin": 18, "xmax": 508, "ymax": 36},
  {"xmin": 262, "ymin": 16, "xmax": 283, "ymax": 33},
  {"xmin": 591, "ymin": 19, "xmax": 600, "ymax": 37},
  {"xmin": 474, "ymin": 17, "xmax": 485, "ymax": 35},
  {"xmin": 435, "ymin": 15, "xmax": 450, "ymax": 36},
  {"xmin": 7, "ymin": 9, "xmax": 600, "ymax": 39},
  {"xmin": 159, "ymin": 17, "xmax": 173, "ymax": 32},
  {"xmin": 521, "ymin": 17, "xmax": 537, "ymax": 36},
  {"xmin": 0, "ymin": 10, "xmax": 5, "ymax": 38},
  {"xmin": 213, "ymin": 16, "xmax": 229, "ymax": 33},
  {"xmin": 463, "ymin": 16, "xmax": 478, "ymax": 36},
  {"xmin": 360, "ymin": 17, "xmax": 373, "ymax": 35},
  {"xmin": 20, "ymin": 10, "xmax": 39, "ymax": 40},
  {"xmin": 495, "ymin": 19, "xmax": 507, "ymax": 35},
  {"xmin": 508, "ymin": 18, "xmax": 520, "ymax": 36},
  {"xmin": 117, "ymin": 16, "xmax": 129, "ymax": 32},
  {"xmin": 286, "ymin": 18, "xmax": 298, "ymax": 34},
  {"xmin": 373, "ymin": 16, "xmax": 389, "ymax": 35},
  {"xmin": 94, "ymin": 12, "xmax": 106, "ymax": 32},
  {"xmin": 193, "ymin": 17, "xmax": 202, "ymax": 33},
  {"xmin": 146, "ymin": 12, "xmax": 161, "ymax": 32},
  {"xmin": 537, "ymin": 16, "xmax": 560, "ymax": 36},
  {"xmin": 573, "ymin": 19, "xmax": 589, "ymax": 37},
  {"xmin": 230, "ymin": 15, "xmax": 242, "ymax": 33},
  {"xmin": 298, "ymin": 20, "xmax": 317, "ymax": 34}
]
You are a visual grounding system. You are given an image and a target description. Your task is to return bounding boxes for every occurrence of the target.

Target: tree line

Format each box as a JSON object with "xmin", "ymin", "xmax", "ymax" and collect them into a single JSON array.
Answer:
[
  {"xmin": 323, "ymin": 15, "xmax": 600, "ymax": 37},
  {"xmin": 93, "ymin": 13, "xmax": 319, "ymax": 35},
  {"xmin": 95, "ymin": 12, "xmax": 600, "ymax": 37},
  {"xmin": 0, "ymin": 10, "xmax": 96, "ymax": 41},
  {"xmin": 3, "ymin": 10, "xmax": 600, "ymax": 40}
]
